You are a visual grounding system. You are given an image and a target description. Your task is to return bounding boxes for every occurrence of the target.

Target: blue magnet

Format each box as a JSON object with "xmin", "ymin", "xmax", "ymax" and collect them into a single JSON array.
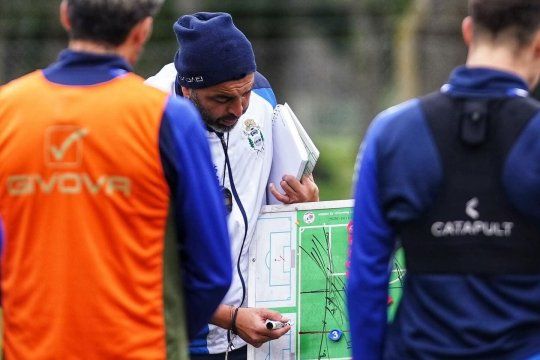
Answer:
[{"xmin": 328, "ymin": 329, "xmax": 342, "ymax": 342}]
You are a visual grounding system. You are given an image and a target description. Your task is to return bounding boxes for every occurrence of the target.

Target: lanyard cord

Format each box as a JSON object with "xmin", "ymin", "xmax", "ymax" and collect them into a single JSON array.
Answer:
[
  {"xmin": 216, "ymin": 131, "xmax": 249, "ymax": 352},
  {"xmin": 221, "ymin": 133, "xmax": 229, "ymax": 187},
  {"xmin": 217, "ymin": 131, "xmax": 248, "ymax": 307}
]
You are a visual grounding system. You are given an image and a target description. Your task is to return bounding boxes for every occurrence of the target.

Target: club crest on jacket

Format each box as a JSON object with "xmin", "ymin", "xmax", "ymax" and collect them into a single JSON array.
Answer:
[{"xmin": 243, "ymin": 119, "xmax": 264, "ymax": 154}]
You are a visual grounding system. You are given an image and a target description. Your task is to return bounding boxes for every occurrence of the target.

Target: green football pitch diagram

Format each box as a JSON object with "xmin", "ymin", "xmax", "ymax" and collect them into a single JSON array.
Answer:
[
  {"xmin": 248, "ymin": 200, "xmax": 405, "ymax": 360},
  {"xmin": 297, "ymin": 208, "xmax": 405, "ymax": 359}
]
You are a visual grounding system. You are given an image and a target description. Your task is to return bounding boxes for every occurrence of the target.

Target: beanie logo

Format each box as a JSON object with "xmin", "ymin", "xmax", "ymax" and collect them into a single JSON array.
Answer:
[
  {"xmin": 243, "ymin": 119, "xmax": 264, "ymax": 154},
  {"xmin": 180, "ymin": 76, "xmax": 204, "ymax": 84}
]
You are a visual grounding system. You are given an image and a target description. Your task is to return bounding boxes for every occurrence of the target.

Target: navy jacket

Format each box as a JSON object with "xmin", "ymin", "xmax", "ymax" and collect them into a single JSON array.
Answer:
[{"xmin": 348, "ymin": 67, "xmax": 540, "ymax": 359}]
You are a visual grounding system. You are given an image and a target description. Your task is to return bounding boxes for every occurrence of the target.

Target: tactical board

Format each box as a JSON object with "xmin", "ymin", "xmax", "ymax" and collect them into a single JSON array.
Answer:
[{"xmin": 247, "ymin": 200, "xmax": 406, "ymax": 359}]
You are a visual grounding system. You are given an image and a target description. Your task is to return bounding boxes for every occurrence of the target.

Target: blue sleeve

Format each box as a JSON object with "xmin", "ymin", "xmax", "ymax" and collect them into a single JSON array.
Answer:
[
  {"xmin": 347, "ymin": 99, "xmax": 442, "ymax": 359},
  {"xmin": 504, "ymin": 112, "xmax": 540, "ymax": 221},
  {"xmin": 159, "ymin": 96, "xmax": 232, "ymax": 340},
  {"xmin": 347, "ymin": 116, "xmax": 397, "ymax": 360}
]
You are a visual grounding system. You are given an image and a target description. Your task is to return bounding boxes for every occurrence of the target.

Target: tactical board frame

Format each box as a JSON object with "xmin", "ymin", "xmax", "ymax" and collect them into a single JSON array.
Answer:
[{"xmin": 247, "ymin": 200, "xmax": 405, "ymax": 360}]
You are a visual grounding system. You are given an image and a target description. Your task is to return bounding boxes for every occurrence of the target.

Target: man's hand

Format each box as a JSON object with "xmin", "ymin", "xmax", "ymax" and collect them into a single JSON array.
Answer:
[
  {"xmin": 269, "ymin": 173, "xmax": 319, "ymax": 204},
  {"xmin": 234, "ymin": 308, "xmax": 290, "ymax": 348}
]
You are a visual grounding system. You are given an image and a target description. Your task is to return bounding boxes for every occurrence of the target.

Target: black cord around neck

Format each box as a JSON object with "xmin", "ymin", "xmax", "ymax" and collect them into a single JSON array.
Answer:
[
  {"xmin": 216, "ymin": 131, "xmax": 249, "ymax": 349},
  {"xmin": 216, "ymin": 132, "xmax": 248, "ymax": 307},
  {"xmin": 221, "ymin": 132, "xmax": 229, "ymax": 187}
]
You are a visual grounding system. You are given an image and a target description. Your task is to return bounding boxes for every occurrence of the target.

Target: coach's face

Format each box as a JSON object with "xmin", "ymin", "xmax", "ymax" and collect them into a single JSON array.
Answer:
[{"xmin": 182, "ymin": 73, "xmax": 254, "ymax": 133}]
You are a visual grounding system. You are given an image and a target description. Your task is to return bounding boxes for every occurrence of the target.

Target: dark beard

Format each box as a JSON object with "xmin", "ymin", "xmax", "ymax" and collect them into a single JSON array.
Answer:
[{"xmin": 190, "ymin": 93, "xmax": 237, "ymax": 133}]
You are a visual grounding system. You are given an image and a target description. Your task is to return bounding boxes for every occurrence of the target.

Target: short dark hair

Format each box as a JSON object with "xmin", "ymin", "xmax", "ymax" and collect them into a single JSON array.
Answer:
[
  {"xmin": 469, "ymin": 0, "xmax": 540, "ymax": 46},
  {"xmin": 66, "ymin": 0, "xmax": 164, "ymax": 47}
]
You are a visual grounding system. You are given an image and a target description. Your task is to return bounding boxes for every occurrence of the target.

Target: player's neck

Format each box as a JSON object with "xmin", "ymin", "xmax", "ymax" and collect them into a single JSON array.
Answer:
[
  {"xmin": 69, "ymin": 40, "xmax": 119, "ymax": 56},
  {"xmin": 466, "ymin": 42, "xmax": 537, "ymax": 89},
  {"xmin": 68, "ymin": 39, "xmax": 140, "ymax": 66}
]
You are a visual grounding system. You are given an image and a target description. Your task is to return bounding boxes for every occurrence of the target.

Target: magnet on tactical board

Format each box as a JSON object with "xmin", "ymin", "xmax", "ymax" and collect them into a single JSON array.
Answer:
[{"xmin": 328, "ymin": 329, "xmax": 342, "ymax": 342}]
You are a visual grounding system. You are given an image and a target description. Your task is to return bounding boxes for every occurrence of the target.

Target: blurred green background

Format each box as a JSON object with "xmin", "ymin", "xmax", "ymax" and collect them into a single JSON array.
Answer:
[{"xmin": 1, "ymin": 1, "xmax": 538, "ymax": 200}]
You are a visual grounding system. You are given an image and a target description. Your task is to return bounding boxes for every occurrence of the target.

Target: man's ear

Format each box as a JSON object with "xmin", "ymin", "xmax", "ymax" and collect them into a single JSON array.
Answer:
[
  {"xmin": 59, "ymin": 0, "xmax": 71, "ymax": 32},
  {"xmin": 180, "ymin": 86, "xmax": 191, "ymax": 98},
  {"xmin": 533, "ymin": 30, "xmax": 540, "ymax": 60},
  {"xmin": 462, "ymin": 16, "xmax": 474, "ymax": 48},
  {"xmin": 129, "ymin": 17, "xmax": 153, "ymax": 48}
]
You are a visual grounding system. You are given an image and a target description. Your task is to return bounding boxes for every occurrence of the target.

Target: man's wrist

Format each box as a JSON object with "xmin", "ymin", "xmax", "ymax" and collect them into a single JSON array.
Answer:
[
  {"xmin": 230, "ymin": 306, "xmax": 240, "ymax": 335},
  {"xmin": 210, "ymin": 304, "xmax": 237, "ymax": 330}
]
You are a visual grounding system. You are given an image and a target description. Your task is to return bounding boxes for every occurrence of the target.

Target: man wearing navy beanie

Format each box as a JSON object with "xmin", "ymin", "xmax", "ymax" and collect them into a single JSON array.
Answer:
[
  {"xmin": 173, "ymin": 13, "xmax": 256, "ymax": 92},
  {"xmin": 146, "ymin": 12, "xmax": 319, "ymax": 360}
]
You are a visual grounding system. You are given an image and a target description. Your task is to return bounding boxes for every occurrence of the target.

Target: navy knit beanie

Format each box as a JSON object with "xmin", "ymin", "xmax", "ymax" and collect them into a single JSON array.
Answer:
[{"xmin": 173, "ymin": 12, "xmax": 256, "ymax": 89}]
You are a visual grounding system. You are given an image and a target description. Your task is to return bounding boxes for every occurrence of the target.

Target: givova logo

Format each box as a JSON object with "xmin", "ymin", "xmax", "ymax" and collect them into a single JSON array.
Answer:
[
  {"xmin": 45, "ymin": 126, "xmax": 88, "ymax": 167},
  {"xmin": 431, "ymin": 197, "xmax": 514, "ymax": 237},
  {"xmin": 7, "ymin": 125, "xmax": 131, "ymax": 197},
  {"xmin": 7, "ymin": 174, "xmax": 131, "ymax": 197}
]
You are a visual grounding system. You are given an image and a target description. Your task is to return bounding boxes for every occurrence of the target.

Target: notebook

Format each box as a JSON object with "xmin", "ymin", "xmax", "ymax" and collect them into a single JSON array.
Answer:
[{"xmin": 268, "ymin": 103, "xmax": 319, "ymax": 204}]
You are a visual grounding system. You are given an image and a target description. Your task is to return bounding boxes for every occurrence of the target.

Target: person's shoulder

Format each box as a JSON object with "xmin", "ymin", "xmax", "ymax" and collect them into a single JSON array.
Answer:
[
  {"xmin": 376, "ymin": 98, "xmax": 420, "ymax": 121},
  {"xmin": 523, "ymin": 95, "xmax": 540, "ymax": 113},
  {"xmin": 253, "ymin": 71, "xmax": 272, "ymax": 90},
  {"xmin": 251, "ymin": 71, "xmax": 277, "ymax": 108},
  {"xmin": 0, "ymin": 70, "xmax": 43, "ymax": 99},
  {"xmin": 163, "ymin": 95, "xmax": 201, "ymax": 130},
  {"xmin": 370, "ymin": 98, "xmax": 422, "ymax": 134},
  {"xmin": 145, "ymin": 63, "xmax": 177, "ymax": 94},
  {"xmin": 108, "ymin": 72, "xmax": 170, "ymax": 108},
  {"xmin": 360, "ymin": 98, "xmax": 427, "ymax": 151}
]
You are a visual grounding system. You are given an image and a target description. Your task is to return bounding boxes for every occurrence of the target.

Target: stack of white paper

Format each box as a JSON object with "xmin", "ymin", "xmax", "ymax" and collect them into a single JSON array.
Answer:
[
  {"xmin": 283, "ymin": 103, "xmax": 320, "ymax": 177},
  {"xmin": 268, "ymin": 103, "xmax": 319, "ymax": 204}
]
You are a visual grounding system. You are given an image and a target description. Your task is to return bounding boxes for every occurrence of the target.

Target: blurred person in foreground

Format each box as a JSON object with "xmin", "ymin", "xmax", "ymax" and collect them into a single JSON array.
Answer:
[
  {"xmin": 0, "ymin": 1, "xmax": 232, "ymax": 359},
  {"xmin": 146, "ymin": 12, "xmax": 319, "ymax": 360},
  {"xmin": 348, "ymin": 0, "xmax": 540, "ymax": 359}
]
